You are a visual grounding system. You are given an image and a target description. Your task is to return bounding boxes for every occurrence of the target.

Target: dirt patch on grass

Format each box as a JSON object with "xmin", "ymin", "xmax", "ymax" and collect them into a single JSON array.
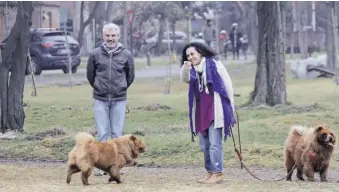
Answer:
[
  {"xmin": 134, "ymin": 103, "xmax": 172, "ymax": 111},
  {"xmin": 274, "ymin": 103, "xmax": 323, "ymax": 115},
  {"xmin": 56, "ymin": 80, "xmax": 89, "ymax": 87},
  {"xmin": 25, "ymin": 128, "xmax": 66, "ymax": 141},
  {"xmin": 240, "ymin": 103, "xmax": 323, "ymax": 114},
  {"xmin": 131, "ymin": 130, "xmax": 146, "ymax": 136}
]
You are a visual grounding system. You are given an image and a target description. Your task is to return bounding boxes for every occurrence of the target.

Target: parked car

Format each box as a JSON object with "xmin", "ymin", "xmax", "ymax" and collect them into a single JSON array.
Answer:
[
  {"xmin": 141, "ymin": 31, "xmax": 189, "ymax": 56},
  {"xmin": 190, "ymin": 32, "xmax": 207, "ymax": 45},
  {"xmin": 0, "ymin": 28, "xmax": 81, "ymax": 75}
]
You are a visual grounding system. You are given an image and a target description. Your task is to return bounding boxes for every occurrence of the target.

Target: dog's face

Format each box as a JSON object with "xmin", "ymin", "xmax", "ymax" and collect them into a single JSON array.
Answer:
[
  {"xmin": 315, "ymin": 125, "xmax": 336, "ymax": 149},
  {"xmin": 130, "ymin": 135, "xmax": 146, "ymax": 153}
]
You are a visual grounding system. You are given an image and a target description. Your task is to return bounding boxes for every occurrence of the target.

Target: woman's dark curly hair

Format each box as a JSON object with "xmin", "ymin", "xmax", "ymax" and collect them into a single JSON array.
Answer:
[{"xmin": 180, "ymin": 42, "xmax": 218, "ymax": 66}]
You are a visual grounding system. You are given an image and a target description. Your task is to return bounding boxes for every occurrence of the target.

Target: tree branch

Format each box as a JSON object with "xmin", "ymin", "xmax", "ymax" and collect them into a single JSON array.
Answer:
[
  {"xmin": 80, "ymin": 1, "xmax": 84, "ymax": 26},
  {"xmin": 243, "ymin": 1, "xmax": 256, "ymax": 10},
  {"xmin": 83, "ymin": 2, "xmax": 100, "ymax": 27},
  {"xmin": 318, "ymin": 16, "xmax": 333, "ymax": 27},
  {"xmin": 236, "ymin": 1, "xmax": 245, "ymax": 14}
]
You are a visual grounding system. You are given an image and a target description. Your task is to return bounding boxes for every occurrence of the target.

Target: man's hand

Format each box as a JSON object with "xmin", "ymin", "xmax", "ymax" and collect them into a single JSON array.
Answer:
[{"xmin": 86, "ymin": 53, "xmax": 96, "ymax": 87}]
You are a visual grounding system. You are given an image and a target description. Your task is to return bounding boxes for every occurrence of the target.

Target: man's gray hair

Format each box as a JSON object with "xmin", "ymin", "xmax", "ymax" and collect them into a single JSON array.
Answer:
[{"xmin": 103, "ymin": 23, "xmax": 120, "ymax": 34}]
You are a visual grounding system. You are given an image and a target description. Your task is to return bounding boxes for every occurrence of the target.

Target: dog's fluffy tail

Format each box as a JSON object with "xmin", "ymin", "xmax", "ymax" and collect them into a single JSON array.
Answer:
[
  {"xmin": 74, "ymin": 132, "xmax": 95, "ymax": 146},
  {"xmin": 284, "ymin": 125, "xmax": 308, "ymax": 148},
  {"xmin": 289, "ymin": 125, "xmax": 308, "ymax": 136}
]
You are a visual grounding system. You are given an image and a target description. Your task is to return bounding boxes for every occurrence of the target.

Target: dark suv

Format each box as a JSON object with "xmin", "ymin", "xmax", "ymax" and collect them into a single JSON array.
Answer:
[{"xmin": 1, "ymin": 28, "xmax": 81, "ymax": 75}]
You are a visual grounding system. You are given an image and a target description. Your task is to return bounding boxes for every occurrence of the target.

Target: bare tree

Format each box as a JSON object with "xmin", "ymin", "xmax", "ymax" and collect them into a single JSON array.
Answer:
[
  {"xmin": 139, "ymin": 2, "xmax": 184, "ymax": 56},
  {"xmin": 296, "ymin": 2, "xmax": 308, "ymax": 59},
  {"xmin": 105, "ymin": 2, "xmax": 114, "ymax": 22},
  {"xmin": 290, "ymin": 1, "xmax": 296, "ymax": 58},
  {"xmin": 77, "ymin": 1, "xmax": 100, "ymax": 49},
  {"xmin": 331, "ymin": 2, "xmax": 339, "ymax": 84},
  {"xmin": 0, "ymin": 1, "xmax": 33, "ymax": 133},
  {"xmin": 281, "ymin": 2, "xmax": 287, "ymax": 64},
  {"xmin": 326, "ymin": 2, "xmax": 336, "ymax": 73},
  {"xmin": 249, "ymin": 1, "xmax": 286, "ymax": 106},
  {"xmin": 122, "ymin": 1, "xmax": 128, "ymax": 48}
]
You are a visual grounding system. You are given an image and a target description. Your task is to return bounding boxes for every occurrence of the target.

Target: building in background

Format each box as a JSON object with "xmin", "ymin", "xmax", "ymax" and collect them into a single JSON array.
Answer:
[
  {"xmin": 0, "ymin": 1, "xmax": 94, "ymax": 55},
  {"xmin": 0, "ymin": 2, "xmax": 81, "ymax": 40}
]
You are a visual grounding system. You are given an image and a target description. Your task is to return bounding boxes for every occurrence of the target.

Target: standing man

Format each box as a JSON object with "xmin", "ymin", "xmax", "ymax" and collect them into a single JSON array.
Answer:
[
  {"xmin": 86, "ymin": 23, "xmax": 135, "ymax": 175},
  {"xmin": 229, "ymin": 23, "xmax": 243, "ymax": 60},
  {"xmin": 202, "ymin": 19, "xmax": 216, "ymax": 48}
]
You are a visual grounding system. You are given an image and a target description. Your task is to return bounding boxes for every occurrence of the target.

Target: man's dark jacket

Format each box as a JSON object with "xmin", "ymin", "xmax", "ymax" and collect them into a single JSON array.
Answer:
[{"xmin": 86, "ymin": 43, "xmax": 135, "ymax": 101}]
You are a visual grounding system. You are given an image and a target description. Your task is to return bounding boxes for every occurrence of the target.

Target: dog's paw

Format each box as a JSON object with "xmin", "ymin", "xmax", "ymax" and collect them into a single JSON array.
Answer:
[
  {"xmin": 108, "ymin": 177, "xmax": 122, "ymax": 184},
  {"xmin": 297, "ymin": 176, "xmax": 304, "ymax": 181},
  {"xmin": 126, "ymin": 159, "xmax": 134, "ymax": 165}
]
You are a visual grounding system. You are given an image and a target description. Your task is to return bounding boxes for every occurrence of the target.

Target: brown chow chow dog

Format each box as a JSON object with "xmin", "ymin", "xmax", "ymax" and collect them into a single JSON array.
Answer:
[
  {"xmin": 284, "ymin": 125, "xmax": 336, "ymax": 182},
  {"xmin": 66, "ymin": 132, "xmax": 146, "ymax": 185}
]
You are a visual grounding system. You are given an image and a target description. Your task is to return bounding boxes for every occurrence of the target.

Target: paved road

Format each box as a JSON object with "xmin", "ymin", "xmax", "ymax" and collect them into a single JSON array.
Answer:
[{"xmin": 24, "ymin": 55, "xmax": 256, "ymax": 87}]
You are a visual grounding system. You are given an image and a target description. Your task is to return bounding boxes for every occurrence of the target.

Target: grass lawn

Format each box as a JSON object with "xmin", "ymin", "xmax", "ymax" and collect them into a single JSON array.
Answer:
[{"xmin": 1, "ymin": 62, "xmax": 339, "ymax": 170}]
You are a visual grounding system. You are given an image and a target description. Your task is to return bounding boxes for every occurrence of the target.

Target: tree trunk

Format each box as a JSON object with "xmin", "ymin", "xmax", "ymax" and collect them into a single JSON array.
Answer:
[
  {"xmin": 327, "ymin": 2, "xmax": 336, "ymax": 72},
  {"xmin": 155, "ymin": 14, "xmax": 166, "ymax": 56},
  {"xmin": 331, "ymin": 2, "xmax": 339, "ymax": 84},
  {"xmin": 77, "ymin": 1, "xmax": 100, "ymax": 49},
  {"xmin": 249, "ymin": 3, "xmax": 258, "ymax": 55},
  {"xmin": 290, "ymin": 1, "xmax": 296, "ymax": 58},
  {"xmin": 0, "ymin": 2, "xmax": 33, "ymax": 133},
  {"xmin": 105, "ymin": 2, "xmax": 114, "ymax": 22},
  {"xmin": 122, "ymin": 1, "xmax": 128, "ymax": 48},
  {"xmin": 250, "ymin": 1, "xmax": 286, "ymax": 106},
  {"xmin": 281, "ymin": 3, "xmax": 286, "ymax": 62},
  {"xmin": 296, "ymin": 2, "xmax": 308, "ymax": 59}
]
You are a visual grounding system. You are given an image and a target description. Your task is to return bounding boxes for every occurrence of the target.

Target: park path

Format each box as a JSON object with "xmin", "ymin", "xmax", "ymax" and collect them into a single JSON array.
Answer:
[{"xmin": 24, "ymin": 55, "xmax": 256, "ymax": 87}]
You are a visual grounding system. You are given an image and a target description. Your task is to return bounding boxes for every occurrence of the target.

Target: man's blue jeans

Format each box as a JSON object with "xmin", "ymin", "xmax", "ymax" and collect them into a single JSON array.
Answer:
[
  {"xmin": 93, "ymin": 99, "xmax": 126, "ymax": 142},
  {"xmin": 198, "ymin": 121, "xmax": 223, "ymax": 173}
]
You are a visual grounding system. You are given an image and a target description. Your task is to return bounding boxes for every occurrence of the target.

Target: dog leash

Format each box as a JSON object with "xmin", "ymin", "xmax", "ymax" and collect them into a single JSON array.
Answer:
[{"xmin": 231, "ymin": 109, "xmax": 303, "ymax": 182}]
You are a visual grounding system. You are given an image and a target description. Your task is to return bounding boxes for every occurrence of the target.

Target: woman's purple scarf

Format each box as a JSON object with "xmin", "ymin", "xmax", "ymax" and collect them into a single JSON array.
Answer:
[{"xmin": 188, "ymin": 57, "xmax": 236, "ymax": 142}]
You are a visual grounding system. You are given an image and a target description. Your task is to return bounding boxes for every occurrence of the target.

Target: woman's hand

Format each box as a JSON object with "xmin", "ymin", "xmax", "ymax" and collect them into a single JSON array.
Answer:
[{"xmin": 184, "ymin": 61, "xmax": 192, "ymax": 69}]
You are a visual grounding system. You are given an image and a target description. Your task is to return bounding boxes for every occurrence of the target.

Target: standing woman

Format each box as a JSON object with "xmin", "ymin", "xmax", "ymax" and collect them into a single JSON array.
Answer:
[{"xmin": 180, "ymin": 42, "xmax": 236, "ymax": 184}]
